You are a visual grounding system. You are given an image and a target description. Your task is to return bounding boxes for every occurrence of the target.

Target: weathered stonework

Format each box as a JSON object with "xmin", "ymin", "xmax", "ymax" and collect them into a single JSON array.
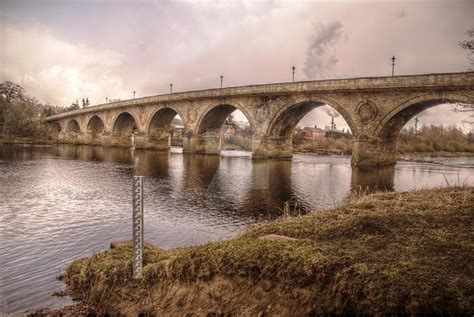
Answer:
[
  {"xmin": 357, "ymin": 100, "xmax": 378, "ymax": 123},
  {"xmin": 45, "ymin": 72, "xmax": 474, "ymax": 166}
]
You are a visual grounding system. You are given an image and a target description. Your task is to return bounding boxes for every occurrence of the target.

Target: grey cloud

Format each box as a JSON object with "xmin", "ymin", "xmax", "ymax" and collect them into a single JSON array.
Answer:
[{"xmin": 303, "ymin": 21, "xmax": 343, "ymax": 80}]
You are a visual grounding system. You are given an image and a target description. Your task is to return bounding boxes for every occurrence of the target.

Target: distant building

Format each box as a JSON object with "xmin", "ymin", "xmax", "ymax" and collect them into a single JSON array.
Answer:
[
  {"xmin": 302, "ymin": 126, "xmax": 325, "ymax": 139},
  {"xmin": 222, "ymin": 121, "xmax": 247, "ymax": 137},
  {"xmin": 170, "ymin": 125, "xmax": 185, "ymax": 138},
  {"xmin": 221, "ymin": 124, "xmax": 236, "ymax": 137}
]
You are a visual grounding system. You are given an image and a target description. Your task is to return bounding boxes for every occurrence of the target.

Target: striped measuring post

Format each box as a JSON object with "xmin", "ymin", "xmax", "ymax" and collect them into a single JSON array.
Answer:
[{"xmin": 132, "ymin": 176, "xmax": 144, "ymax": 279}]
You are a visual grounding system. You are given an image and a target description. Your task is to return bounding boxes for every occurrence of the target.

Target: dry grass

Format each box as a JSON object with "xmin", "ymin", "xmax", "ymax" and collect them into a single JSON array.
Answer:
[
  {"xmin": 398, "ymin": 125, "xmax": 473, "ymax": 154},
  {"xmin": 294, "ymin": 136, "xmax": 353, "ymax": 155},
  {"xmin": 63, "ymin": 187, "xmax": 474, "ymax": 315}
]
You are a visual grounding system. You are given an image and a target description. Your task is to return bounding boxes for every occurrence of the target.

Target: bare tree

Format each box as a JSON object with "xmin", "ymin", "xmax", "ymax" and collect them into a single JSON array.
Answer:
[
  {"xmin": 459, "ymin": 28, "xmax": 474, "ymax": 68},
  {"xmin": 454, "ymin": 28, "xmax": 474, "ymax": 131}
]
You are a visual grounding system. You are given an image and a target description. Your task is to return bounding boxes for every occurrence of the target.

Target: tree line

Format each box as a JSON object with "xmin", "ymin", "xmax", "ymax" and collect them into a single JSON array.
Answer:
[
  {"xmin": 0, "ymin": 81, "xmax": 94, "ymax": 140},
  {"xmin": 293, "ymin": 125, "xmax": 473, "ymax": 155},
  {"xmin": 0, "ymin": 81, "xmax": 57, "ymax": 138}
]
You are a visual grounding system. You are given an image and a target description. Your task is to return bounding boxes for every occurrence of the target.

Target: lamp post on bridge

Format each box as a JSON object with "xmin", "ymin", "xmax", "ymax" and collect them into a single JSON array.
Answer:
[
  {"xmin": 133, "ymin": 91, "xmax": 136, "ymax": 99},
  {"xmin": 170, "ymin": 83, "xmax": 173, "ymax": 94},
  {"xmin": 292, "ymin": 66, "xmax": 295, "ymax": 82},
  {"xmin": 391, "ymin": 56, "xmax": 396, "ymax": 76},
  {"xmin": 220, "ymin": 75, "xmax": 223, "ymax": 88}
]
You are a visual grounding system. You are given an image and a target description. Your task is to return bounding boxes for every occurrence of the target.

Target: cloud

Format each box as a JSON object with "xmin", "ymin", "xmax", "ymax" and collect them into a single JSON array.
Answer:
[
  {"xmin": 0, "ymin": 25, "xmax": 125, "ymax": 106},
  {"xmin": 303, "ymin": 21, "xmax": 344, "ymax": 80}
]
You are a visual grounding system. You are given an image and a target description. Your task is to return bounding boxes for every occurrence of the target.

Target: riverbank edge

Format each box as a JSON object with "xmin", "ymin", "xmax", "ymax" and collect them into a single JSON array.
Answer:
[
  {"xmin": 0, "ymin": 136, "xmax": 56, "ymax": 145},
  {"xmin": 31, "ymin": 187, "xmax": 473, "ymax": 316},
  {"xmin": 294, "ymin": 149, "xmax": 474, "ymax": 158}
]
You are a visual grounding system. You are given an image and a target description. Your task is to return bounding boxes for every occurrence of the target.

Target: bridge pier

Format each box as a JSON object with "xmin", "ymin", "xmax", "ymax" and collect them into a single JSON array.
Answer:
[
  {"xmin": 144, "ymin": 133, "xmax": 171, "ymax": 150},
  {"xmin": 101, "ymin": 134, "xmax": 112, "ymax": 147},
  {"xmin": 351, "ymin": 137, "xmax": 397, "ymax": 166},
  {"xmin": 63, "ymin": 132, "xmax": 83, "ymax": 145},
  {"xmin": 84, "ymin": 133, "xmax": 104, "ymax": 146},
  {"xmin": 183, "ymin": 131, "xmax": 222, "ymax": 155},
  {"xmin": 133, "ymin": 133, "xmax": 147, "ymax": 149},
  {"xmin": 111, "ymin": 133, "xmax": 135, "ymax": 148},
  {"xmin": 56, "ymin": 131, "xmax": 66, "ymax": 143},
  {"xmin": 251, "ymin": 136, "xmax": 293, "ymax": 159}
]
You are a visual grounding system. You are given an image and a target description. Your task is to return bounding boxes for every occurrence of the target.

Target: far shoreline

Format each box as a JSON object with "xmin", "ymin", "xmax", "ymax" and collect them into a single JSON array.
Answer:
[{"xmin": 1, "ymin": 139, "xmax": 473, "ymax": 160}]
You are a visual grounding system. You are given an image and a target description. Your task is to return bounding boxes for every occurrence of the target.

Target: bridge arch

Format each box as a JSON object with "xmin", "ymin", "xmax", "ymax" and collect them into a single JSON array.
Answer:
[
  {"xmin": 375, "ymin": 92, "xmax": 473, "ymax": 140},
  {"xmin": 86, "ymin": 115, "xmax": 105, "ymax": 145},
  {"xmin": 146, "ymin": 106, "xmax": 187, "ymax": 134},
  {"xmin": 266, "ymin": 95, "xmax": 357, "ymax": 139},
  {"xmin": 66, "ymin": 119, "xmax": 81, "ymax": 133},
  {"xmin": 110, "ymin": 111, "xmax": 139, "ymax": 147},
  {"xmin": 87, "ymin": 115, "xmax": 105, "ymax": 136},
  {"xmin": 145, "ymin": 106, "xmax": 186, "ymax": 150},
  {"xmin": 47, "ymin": 122, "xmax": 62, "ymax": 140},
  {"xmin": 112, "ymin": 111, "xmax": 139, "ymax": 135},
  {"xmin": 196, "ymin": 101, "xmax": 255, "ymax": 136}
]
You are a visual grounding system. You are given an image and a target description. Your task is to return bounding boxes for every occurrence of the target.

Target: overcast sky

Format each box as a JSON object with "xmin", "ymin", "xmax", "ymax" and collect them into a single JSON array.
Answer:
[{"xmin": 1, "ymin": 0, "xmax": 472, "ymax": 130}]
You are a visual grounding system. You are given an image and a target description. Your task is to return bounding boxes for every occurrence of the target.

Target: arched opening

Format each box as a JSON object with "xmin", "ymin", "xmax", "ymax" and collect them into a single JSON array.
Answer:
[
  {"xmin": 147, "ymin": 108, "xmax": 184, "ymax": 150},
  {"xmin": 46, "ymin": 122, "xmax": 62, "ymax": 140},
  {"xmin": 65, "ymin": 119, "xmax": 81, "ymax": 144},
  {"xmin": 86, "ymin": 116, "xmax": 105, "ymax": 144},
  {"xmin": 265, "ymin": 101, "xmax": 354, "ymax": 158},
  {"xmin": 66, "ymin": 119, "xmax": 81, "ymax": 133},
  {"xmin": 170, "ymin": 114, "xmax": 184, "ymax": 149},
  {"xmin": 195, "ymin": 104, "xmax": 252, "ymax": 154},
  {"xmin": 112, "ymin": 112, "xmax": 138, "ymax": 147},
  {"xmin": 377, "ymin": 97, "xmax": 473, "ymax": 156}
]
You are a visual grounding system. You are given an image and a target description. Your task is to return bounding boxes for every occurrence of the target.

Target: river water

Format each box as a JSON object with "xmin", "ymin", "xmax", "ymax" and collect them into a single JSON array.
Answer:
[{"xmin": 1, "ymin": 144, "xmax": 473, "ymax": 315}]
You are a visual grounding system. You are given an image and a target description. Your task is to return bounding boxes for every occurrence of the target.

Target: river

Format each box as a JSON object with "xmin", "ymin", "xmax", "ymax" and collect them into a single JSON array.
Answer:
[{"xmin": 1, "ymin": 144, "xmax": 473, "ymax": 314}]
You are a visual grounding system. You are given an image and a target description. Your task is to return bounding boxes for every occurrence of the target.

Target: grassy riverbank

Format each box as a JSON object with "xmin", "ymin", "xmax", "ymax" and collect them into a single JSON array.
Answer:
[{"xmin": 50, "ymin": 187, "xmax": 473, "ymax": 316}]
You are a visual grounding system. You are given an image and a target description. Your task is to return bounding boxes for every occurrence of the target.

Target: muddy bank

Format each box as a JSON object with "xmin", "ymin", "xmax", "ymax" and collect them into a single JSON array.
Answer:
[
  {"xmin": 27, "ymin": 303, "xmax": 94, "ymax": 317},
  {"xmin": 42, "ymin": 187, "xmax": 474, "ymax": 315}
]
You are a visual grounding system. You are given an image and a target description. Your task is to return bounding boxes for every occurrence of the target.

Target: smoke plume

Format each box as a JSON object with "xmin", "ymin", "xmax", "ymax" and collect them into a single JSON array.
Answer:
[
  {"xmin": 321, "ymin": 105, "xmax": 340, "ymax": 118},
  {"xmin": 304, "ymin": 21, "xmax": 344, "ymax": 80}
]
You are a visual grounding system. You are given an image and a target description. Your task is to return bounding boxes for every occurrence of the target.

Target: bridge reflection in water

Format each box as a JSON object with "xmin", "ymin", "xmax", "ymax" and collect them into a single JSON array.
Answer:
[
  {"xmin": 351, "ymin": 165, "xmax": 395, "ymax": 193},
  {"xmin": 47, "ymin": 145, "xmax": 398, "ymax": 214}
]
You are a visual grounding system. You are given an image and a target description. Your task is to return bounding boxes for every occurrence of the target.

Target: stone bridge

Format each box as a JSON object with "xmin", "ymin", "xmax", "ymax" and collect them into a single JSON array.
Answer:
[{"xmin": 45, "ymin": 72, "xmax": 473, "ymax": 166}]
